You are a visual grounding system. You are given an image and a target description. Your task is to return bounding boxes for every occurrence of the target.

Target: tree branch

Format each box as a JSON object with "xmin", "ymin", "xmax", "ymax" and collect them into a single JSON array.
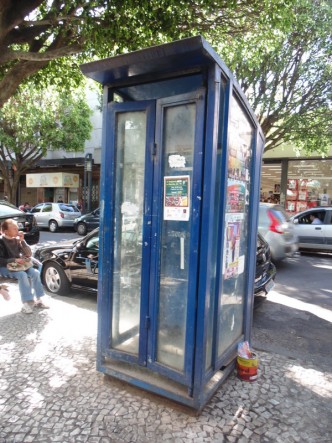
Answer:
[
  {"xmin": 0, "ymin": 44, "xmax": 82, "ymax": 63},
  {"xmin": 0, "ymin": 0, "xmax": 43, "ymax": 41},
  {"xmin": 0, "ymin": 60, "xmax": 48, "ymax": 108}
]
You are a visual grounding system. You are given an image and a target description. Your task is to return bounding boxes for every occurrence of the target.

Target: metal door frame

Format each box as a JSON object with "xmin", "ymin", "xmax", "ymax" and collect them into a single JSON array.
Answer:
[{"xmin": 100, "ymin": 90, "xmax": 206, "ymax": 387}]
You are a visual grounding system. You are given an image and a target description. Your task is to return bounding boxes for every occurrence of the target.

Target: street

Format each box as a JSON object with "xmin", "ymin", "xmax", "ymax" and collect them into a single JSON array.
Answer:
[
  {"xmin": 1, "ymin": 230, "xmax": 331, "ymax": 442},
  {"xmin": 253, "ymin": 251, "xmax": 332, "ymax": 366},
  {"xmin": 35, "ymin": 229, "xmax": 332, "ymax": 367}
]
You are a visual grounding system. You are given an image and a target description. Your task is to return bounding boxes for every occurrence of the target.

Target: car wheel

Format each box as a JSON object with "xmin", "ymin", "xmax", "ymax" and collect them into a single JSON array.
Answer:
[
  {"xmin": 77, "ymin": 222, "xmax": 87, "ymax": 236},
  {"xmin": 49, "ymin": 220, "xmax": 58, "ymax": 232},
  {"xmin": 42, "ymin": 262, "xmax": 70, "ymax": 295}
]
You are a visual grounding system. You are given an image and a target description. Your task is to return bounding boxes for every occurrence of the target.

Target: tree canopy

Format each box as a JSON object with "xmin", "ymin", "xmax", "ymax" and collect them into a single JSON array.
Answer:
[
  {"xmin": 0, "ymin": 0, "xmax": 330, "ymax": 155},
  {"xmin": 220, "ymin": 0, "xmax": 332, "ymax": 154},
  {"xmin": 0, "ymin": 0, "xmax": 294, "ymax": 105},
  {"xmin": 0, "ymin": 87, "xmax": 92, "ymax": 201}
]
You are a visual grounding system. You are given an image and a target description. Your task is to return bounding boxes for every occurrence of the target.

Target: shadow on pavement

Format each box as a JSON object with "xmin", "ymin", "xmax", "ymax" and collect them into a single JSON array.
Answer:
[
  {"xmin": 1, "ymin": 282, "xmax": 332, "ymax": 441},
  {"xmin": 253, "ymin": 297, "xmax": 332, "ymax": 366}
]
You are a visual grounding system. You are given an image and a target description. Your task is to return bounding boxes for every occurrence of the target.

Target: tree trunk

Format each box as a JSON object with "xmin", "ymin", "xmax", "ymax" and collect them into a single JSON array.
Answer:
[{"xmin": 1, "ymin": 167, "xmax": 20, "ymax": 205}]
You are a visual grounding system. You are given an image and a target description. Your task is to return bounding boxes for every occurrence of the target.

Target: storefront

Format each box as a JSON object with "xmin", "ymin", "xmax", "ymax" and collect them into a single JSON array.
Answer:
[
  {"xmin": 286, "ymin": 160, "xmax": 331, "ymax": 212},
  {"xmin": 260, "ymin": 147, "xmax": 332, "ymax": 213},
  {"xmin": 26, "ymin": 172, "xmax": 80, "ymax": 204},
  {"xmin": 14, "ymin": 157, "xmax": 101, "ymax": 210}
]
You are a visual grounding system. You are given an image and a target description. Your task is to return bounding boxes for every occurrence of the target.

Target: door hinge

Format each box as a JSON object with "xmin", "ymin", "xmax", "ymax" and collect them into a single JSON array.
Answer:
[
  {"xmin": 152, "ymin": 142, "xmax": 157, "ymax": 156},
  {"xmin": 145, "ymin": 315, "xmax": 151, "ymax": 329}
]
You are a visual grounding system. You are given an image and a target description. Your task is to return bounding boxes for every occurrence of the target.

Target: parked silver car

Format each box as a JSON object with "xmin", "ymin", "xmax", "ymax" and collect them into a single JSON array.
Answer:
[
  {"xmin": 258, "ymin": 203, "xmax": 299, "ymax": 262},
  {"xmin": 30, "ymin": 202, "xmax": 81, "ymax": 232},
  {"xmin": 290, "ymin": 207, "xmax": 332, "ymax": 252}
]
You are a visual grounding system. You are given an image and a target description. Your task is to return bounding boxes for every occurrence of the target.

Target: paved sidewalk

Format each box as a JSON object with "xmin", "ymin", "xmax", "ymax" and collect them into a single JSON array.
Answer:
[{"xmin": 0, "ymin": 282, "xmax": 331, "ymax": 443}]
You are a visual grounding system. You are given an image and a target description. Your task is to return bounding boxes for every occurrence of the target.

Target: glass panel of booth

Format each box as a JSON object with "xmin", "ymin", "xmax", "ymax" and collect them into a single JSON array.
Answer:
[
  {"xmin": 218, "ymin": 94, "xmax": 253, "ymax": 358},
  {"xmin": 157, "ymin": 102, "xmax": 196, "ymax": 372},
  {"xmin": 111, "ymin": 110, "xmax": 146, "ymax": 355},
  {"xmin": 205, "ymin": 77, "xmax": 226, "ymax": 370}
]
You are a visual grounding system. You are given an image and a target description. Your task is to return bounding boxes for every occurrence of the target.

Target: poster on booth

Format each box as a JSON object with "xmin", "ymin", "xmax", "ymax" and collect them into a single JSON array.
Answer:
[
  {"xmin": 226, "ymin": 180, "xmax": 246, "ymax": 213},
  {"xmin": 223, "ymin": 213, "xmax": 245, "ymax": 280},
  {"xmin": 163, "ymin": 175, "xmax": 190, "ymax": 221}
]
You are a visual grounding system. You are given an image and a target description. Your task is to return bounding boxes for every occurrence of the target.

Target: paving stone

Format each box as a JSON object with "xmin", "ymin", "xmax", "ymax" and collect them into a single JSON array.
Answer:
[{"xmin": 1, "ymin": 287, "xmax": 332, "ymax": 443}]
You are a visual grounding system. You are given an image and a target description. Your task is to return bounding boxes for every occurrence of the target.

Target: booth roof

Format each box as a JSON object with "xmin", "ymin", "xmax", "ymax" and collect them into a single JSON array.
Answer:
[{"xmin": 80, "ymin": 35, "xmax": 231, "ymax": 86}]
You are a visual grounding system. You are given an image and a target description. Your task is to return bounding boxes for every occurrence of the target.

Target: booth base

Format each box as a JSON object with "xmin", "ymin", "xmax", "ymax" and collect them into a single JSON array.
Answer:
[{"xmin": 98, "ymin": 357, "xmax": 236, "ymax": 410}]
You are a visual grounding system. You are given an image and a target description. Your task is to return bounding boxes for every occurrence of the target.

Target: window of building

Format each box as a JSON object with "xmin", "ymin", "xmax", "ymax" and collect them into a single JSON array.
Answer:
[
  {"xmin": 286, "ymin": 160, "xmax": 332, "ymax": 213},
  {"xmin": 260, "ymin": 162, "xmax": 282, "ymax": 203}
]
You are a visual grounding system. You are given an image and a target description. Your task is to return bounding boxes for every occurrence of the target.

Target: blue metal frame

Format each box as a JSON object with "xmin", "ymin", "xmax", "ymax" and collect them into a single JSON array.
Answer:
[
  {"xmin": 213, "ymin": 86, "xmax": 257, "ymax": 372},
  {"xmin": 244, "ymin": 131, "xmax": 265, "ymax": 340},
  {"xmin": 148, "ymin": 90, "xmax": 206, "ymax": 386},
  {"xmin": 209, "ymin": 77, "xmax": 233, "ymax": 374},
  {"xmin": 84, "ymin": 36, "xmax": 265, "ymax": 410},
  {"xmin": 192, "ymin": 66, "xmax": 220, "ymax": 400},
  {"xmin": 96, "ymin": 88, "xmax": 115, "ymax": 370},
  {"xmin": 228, "ymin": 89, "xmax": 264, "ymax": 345},
  {"xmin": 98, "ymin": 100, "xmax": 155, "ymax": 367},
  {"xmin": 99, "ymin": 92, "xmax": 207, "ymax": 386}
]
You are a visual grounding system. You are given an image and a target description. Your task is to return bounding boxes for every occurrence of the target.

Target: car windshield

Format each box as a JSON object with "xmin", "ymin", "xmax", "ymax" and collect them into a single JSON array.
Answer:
[
  {"xmin": 86, "ymin": 235, "xmax": 99, "ymax": 250},
  {"xmin": 59, "ymin": 204, "xmax": 79, "ymax": 212},
  {"xmin": 272, "ymin": 205, "xmax": 290, "ymax": 221},
  {"xmin": 0, "ymin": 202, "xmax": 22, "ymax": 216}
]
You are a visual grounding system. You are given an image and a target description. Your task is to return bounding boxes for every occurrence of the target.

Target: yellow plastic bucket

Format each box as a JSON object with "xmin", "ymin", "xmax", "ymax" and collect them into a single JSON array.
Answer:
[
  {"xmin": 237, "ymin": 353, "xmax": 259, "ymax": 382},
  {"xmin": 237, "ymin": 352, "xmax": 259, "ymax": 368}
]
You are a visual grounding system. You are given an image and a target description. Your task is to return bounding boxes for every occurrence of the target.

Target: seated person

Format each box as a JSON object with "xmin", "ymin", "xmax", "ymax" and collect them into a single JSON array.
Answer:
[
  {"xmin": 0, "ymin": 219, "xmax": 49, "ymax": 314},
  {"xmin": 309, "ymin": 214, "xmax": 323, "ymax": 225}
]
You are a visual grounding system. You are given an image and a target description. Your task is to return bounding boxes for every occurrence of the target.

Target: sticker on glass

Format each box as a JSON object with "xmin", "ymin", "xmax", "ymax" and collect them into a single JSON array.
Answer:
[
  {"xmin": 163, "ymin": 175, "xmax": 190, "ymax": 221},
  {"xmin": 168, "ymin": 154, "xmax": 186, "ymax": 169}
]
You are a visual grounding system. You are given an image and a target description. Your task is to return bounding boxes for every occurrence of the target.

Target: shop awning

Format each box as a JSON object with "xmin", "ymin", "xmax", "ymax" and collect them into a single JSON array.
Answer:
[{"xmin": 26, "ymin": 172, "xmax": 79, "ymax": 188}]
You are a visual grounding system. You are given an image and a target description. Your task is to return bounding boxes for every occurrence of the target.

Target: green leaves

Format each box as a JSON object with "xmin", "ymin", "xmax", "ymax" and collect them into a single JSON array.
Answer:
[
  {"xmin": 0, "ymin": 85, "xmax": 93, "ymax": 202},
  {"xmin": 0, "ymin": 0, "xmax": 330, "ymax": 156},
  {"xmin": 220, "ymin": 0, "xmax": 332, "ymax": 155},
  {"xmin": 0, "ymin": 0, "xmax": 302, "ymax": 106},
  {"xmin": 0, "ymin": 87, "xmax": 92, "ymax": 155}
]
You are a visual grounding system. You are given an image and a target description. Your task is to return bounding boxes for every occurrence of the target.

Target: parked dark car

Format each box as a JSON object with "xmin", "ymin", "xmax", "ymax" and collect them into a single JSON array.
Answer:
[
  {"xmin": 0, "ymin": 200, "xmax": 39, "ymax": 245},
  {"xmin": 34, "ymin": 228, "xmax": 99, "ymax": 294},
  {"xmin": 254, "ymin": 232, "xmax": 276, "ymax": 305},
  {"xmin": 73, "ymin": 208, "xmax": 100, "ymax": 236},
  {"xmin": 34, "ymin": 227, "xmax": 276, "ymax": 299}
]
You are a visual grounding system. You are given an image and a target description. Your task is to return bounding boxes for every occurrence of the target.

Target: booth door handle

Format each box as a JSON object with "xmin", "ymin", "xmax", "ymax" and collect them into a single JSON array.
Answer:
[
  {"xmin": 151, "ymin": 142, "xmax": 157, "ymax": 157},
  {"xmin": 180, "ymin": 237, "xmax": 185, "ymax": 270}
]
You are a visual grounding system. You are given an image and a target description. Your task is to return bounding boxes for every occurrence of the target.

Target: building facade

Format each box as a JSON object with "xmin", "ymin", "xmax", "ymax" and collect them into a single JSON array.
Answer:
[
  {"xmin": 1, "ymin": 83, "xmax": 101, "ymax": 211},
  {"xmin": 2, "ymin": 81, "xmax": 330, "ymax": 214},
  {"xmin": 261, "ymin": 145, "xmax": 332, "ymax": 214}
]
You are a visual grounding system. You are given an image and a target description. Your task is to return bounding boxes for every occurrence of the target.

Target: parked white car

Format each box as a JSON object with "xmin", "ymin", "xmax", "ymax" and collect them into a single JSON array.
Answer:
[
  {"xmin": 30, "ymin": 202, "xmax": 81, "ymax": 232},
  {"xmin": 290, "ymin": 207, "xmax": 332, "ymax": 252}
]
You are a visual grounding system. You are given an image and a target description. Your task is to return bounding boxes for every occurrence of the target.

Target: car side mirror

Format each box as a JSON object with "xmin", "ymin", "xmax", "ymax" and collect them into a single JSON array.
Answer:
[{"xmin": 293, "ymin": 219, "xmax": 299, "ymax": 224}]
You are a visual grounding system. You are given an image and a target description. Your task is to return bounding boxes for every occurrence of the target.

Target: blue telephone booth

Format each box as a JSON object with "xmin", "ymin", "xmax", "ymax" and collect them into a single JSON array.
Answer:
[{"xmin": 81, "ymin": 36, "xmax": 264, "ymax": 409}]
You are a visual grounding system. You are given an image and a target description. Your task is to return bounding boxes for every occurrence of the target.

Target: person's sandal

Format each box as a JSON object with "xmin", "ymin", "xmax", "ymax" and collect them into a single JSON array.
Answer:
[
  {"xmin": 21, "ymin": 303, "xmax": 33, "ymax": 314},
  {"xmin": 34, "ymin": 299, "xmax": 50, "ymax": 309}
]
